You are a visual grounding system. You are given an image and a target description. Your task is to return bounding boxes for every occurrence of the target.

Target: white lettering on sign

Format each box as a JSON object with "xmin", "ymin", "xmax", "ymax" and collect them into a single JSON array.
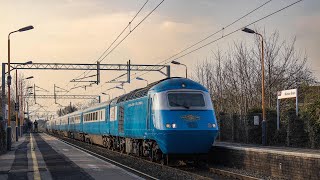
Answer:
[
  {"xmin": 277, "ymin": 89, "xmax": 297, "ymax": 99},
  {"xmin": 128, "ymin": 101, "xmax": 143, "ymax": 107}
]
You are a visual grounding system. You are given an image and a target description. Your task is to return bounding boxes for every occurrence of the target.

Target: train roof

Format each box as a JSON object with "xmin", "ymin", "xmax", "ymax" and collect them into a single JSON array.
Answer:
[
  {"xmin": 82, "ymin": 101, "xmax": 111, "ymax": 113},
  {"xmin": 150, "ymin": 77, "xmax": 208, "ymax": 93},
  {"xmin": 49, "ymin": 78, "xmax": 207, "ymax": 120},
  {"xmin": 115, "ymin": 77, "xmax": 207, "ymax": 103}
]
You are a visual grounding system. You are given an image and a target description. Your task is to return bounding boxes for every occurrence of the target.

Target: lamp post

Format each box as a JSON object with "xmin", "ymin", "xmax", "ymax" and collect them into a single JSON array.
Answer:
[
  {"xmin": 242, "ymin": 27, "xmax": 266, "ymax": 146},
  {"xmin": 101, "ymin": 93, "xmax": 110, "ymax": 101},
  {"xmin": 15, "ymin": 63, "xmax": 33, "ymax": 141},
  {"xmin": 171, "ymin": 60, "xmax": 187, "ymax": 78},
  {"xmin": 7, "ymin": 25, "xmax": 34, "ymax": 150},
  {"xmin": 136, "ymin": 77, "xmax": 148, "ymax": 85},
  {"xmin": 19, "ymin": 76, "xmax": 33, "ymax": 137}
]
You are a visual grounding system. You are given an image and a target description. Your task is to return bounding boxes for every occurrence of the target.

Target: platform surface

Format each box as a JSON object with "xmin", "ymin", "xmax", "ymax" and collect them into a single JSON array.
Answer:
[
  {"xmin": 0, "ymin": 133, "xmax": 142, "ymax": 180},
  {"xmin": 214, "ymin": 141, "xmax": 320, "ymax": 158}
]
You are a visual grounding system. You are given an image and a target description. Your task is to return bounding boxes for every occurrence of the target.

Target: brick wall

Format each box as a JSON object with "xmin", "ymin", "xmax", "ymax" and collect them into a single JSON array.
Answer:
[{"xmin": 209, "ymin": 146, "xmax": 320, "ymax": 180}]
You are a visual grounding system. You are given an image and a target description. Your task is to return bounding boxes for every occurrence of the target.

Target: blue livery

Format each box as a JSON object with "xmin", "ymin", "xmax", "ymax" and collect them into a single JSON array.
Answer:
[{"xmin": 47, "ymin": 78, "xmax": 219, "ymax": 162}]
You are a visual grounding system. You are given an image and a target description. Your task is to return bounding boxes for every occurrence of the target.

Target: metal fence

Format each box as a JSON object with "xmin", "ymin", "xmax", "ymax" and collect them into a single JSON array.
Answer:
[{"xmin": 216, "ymin": 110, "xmax": 319, "ymax": 148}]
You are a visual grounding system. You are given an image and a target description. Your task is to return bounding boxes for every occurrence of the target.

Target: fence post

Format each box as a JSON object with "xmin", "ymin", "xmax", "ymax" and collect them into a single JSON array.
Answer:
[
  {"xmin": 245, "ymin": 115, "xmax": 249, "ymax": 143},
  {"xmin": 232, "ymin": 114, "xmax": 235, "ymax": 142},
  {"xmin": 286, "ymin": 113, "xmax": 291, "ymax": 146}
]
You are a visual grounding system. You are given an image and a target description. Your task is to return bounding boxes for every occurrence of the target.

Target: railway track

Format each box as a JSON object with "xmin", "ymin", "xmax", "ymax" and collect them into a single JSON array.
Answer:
[
  {"xmin": 48, "ymin": 133, "xmax": 158, "ymax": 180},
  {"xmin": 47, "ymin": 133, "xmax": 263, "ymax": 180}
]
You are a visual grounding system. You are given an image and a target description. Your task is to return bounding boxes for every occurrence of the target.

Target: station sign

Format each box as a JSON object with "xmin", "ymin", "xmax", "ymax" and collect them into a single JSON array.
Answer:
[
  {"xmin": 277, "ymin": 89, "xmax": 297, "ymax": 99},
  {"xmin": 276, "ymin": 88, "xmax": 298, "ymax": 130}
]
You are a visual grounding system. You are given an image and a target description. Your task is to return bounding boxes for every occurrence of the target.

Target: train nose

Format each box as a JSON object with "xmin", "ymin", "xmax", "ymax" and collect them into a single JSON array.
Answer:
[{"xmin": 155, "ymin": 130, "xmax": 218, "ymax": 154}]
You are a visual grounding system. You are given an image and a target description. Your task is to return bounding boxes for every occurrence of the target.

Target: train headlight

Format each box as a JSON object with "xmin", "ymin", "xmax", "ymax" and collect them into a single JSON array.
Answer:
[
  {"xmin": 166, "ymin": 123, "xmax": 172, "ymax": 128},
  {"xmin": 208, "ymin": 123, "xmax": 216, "ymax": 128},
  {"xmin": 172, "ymin": 123, "xmax": 177, "ymax": 128}
]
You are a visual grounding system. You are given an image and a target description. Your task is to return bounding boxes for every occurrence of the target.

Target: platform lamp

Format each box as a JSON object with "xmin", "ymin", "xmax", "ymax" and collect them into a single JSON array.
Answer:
[
  {"xmin": 15, "ymin": 62, "xmax": 33, "ymax": 140},
  {"xmin": 19, "ymin": 76, "xmax": 34, "ymax": 137},
  {"xmin": 7, "ymin": 25, "xmax": 34, "ymax": 150},
  {"xmin": 136, "ymin": 77, "xmax": 148, "ymax": 85},
  {"xmin": 242, "ymin": 27, "xmax": 266, "ymax": 146},
  {"xmin": 171, "ymin": 60, "xmax": 187, "ymax": 78}
]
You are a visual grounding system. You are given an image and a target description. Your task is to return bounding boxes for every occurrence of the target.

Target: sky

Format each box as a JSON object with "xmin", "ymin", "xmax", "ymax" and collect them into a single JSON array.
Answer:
[{"xmin": 0, "ymin": 0, "xmax": 319, "ymax": 118}]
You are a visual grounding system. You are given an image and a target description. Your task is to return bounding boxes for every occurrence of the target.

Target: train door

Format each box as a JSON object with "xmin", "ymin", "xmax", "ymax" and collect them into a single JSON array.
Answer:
[
  {"xmin": 106, "ymin": 105, "xmax": 110, "ymax": 134},
  {"xmin": 146, "ymin": 94, "xmax": 154, "ymax": 130},
  {"xmin": 118, "ymin": 105, "xmax": 124, "ymax": 133}
]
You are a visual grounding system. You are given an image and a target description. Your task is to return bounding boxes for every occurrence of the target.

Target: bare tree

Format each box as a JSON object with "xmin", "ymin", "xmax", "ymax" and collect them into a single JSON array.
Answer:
[
  {"xmin": 56, "ymin": 103, "xmax": 78, "ymax": 116},
  {"xmin": 192, "ymin": 30, "xmax": 315, "ymax": 115}
]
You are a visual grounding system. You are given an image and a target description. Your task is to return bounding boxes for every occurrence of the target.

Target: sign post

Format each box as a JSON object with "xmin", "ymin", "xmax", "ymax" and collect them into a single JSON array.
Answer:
[{"xmin": 276, "ymin": 88, "xmax": 298, "ymax": 130}]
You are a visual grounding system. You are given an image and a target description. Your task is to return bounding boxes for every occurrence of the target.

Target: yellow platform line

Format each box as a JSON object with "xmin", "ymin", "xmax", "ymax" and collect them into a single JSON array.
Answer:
[{"xmin": 30, "ymin": 134, "xmax": 41, "ymax": 180}]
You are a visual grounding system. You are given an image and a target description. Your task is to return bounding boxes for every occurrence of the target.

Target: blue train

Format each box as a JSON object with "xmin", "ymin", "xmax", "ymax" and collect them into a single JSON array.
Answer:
[{"xmin": 47, "ymin": 77, "xmax": 219, "ymax": 163}]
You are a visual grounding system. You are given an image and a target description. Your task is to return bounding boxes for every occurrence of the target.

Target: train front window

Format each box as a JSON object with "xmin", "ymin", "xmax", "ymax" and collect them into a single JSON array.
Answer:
[{"xmin": 168, "ymin": 93, "xmax": 205, "ymax": 108}]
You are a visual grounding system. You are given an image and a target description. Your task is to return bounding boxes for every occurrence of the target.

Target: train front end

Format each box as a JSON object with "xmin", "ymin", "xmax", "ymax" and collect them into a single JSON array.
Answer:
[{"xmin": 150, "ymin": 78, "xmax": 219, "ymax": 154}]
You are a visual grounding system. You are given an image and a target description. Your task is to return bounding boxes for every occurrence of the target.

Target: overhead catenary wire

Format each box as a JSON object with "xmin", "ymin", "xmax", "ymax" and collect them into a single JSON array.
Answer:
[
  {"xmin": 116, "ymin": 0, "xmax": 303, "ymax": 82},
  {"xmin": 152, "ymin": 0, "xmax": 273, "ymax": 67},
  {"xmin": 70, "ymin": 0, "xmax": 150, "ymax": 83},
  {"xmin": 110, "ymin": 0, "xmax": 274, "ymax": 82},
  {"xmin": 64, "ymin": 0, "xmax": 302, "ymax": 107},
  {"xmin": 66, "ymin": 0, "xmax": 163, "ymax": 92},
  {"xmin": 62, "ymin": 0, "xmax": 166, "ymax": 108},
  {"xmin": 77, "ymin": 0, "xmax": 273, "ymax": 93},
  {"xmin": 98, "ymin": 0, "xmax": 165, "ymax": 63}
]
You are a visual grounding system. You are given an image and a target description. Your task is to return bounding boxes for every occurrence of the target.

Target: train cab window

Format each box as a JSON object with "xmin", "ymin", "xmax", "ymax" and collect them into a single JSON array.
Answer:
[{"xmin": 168, "ymin": 93, "xmax": 205, "ymax": 108}]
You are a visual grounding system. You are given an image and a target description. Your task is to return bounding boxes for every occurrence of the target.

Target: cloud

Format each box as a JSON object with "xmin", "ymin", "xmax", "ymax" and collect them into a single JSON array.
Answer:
[{"xmin": 295, "ymin": 15, "xmax": 320, "ymax": 79}]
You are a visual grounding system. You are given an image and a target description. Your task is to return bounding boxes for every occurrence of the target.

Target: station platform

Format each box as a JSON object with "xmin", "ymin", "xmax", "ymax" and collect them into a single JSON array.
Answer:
[
  {"xmin": 214, "ymin": 141, "xmax": 320, "ymax": 158},
  {"xmin": 0, "ymin": 133, "xmax": 141, "ymax": 180},
  {"xmin": 211, "ymin": 141, "xmax": 320, "ymax": 180}
]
